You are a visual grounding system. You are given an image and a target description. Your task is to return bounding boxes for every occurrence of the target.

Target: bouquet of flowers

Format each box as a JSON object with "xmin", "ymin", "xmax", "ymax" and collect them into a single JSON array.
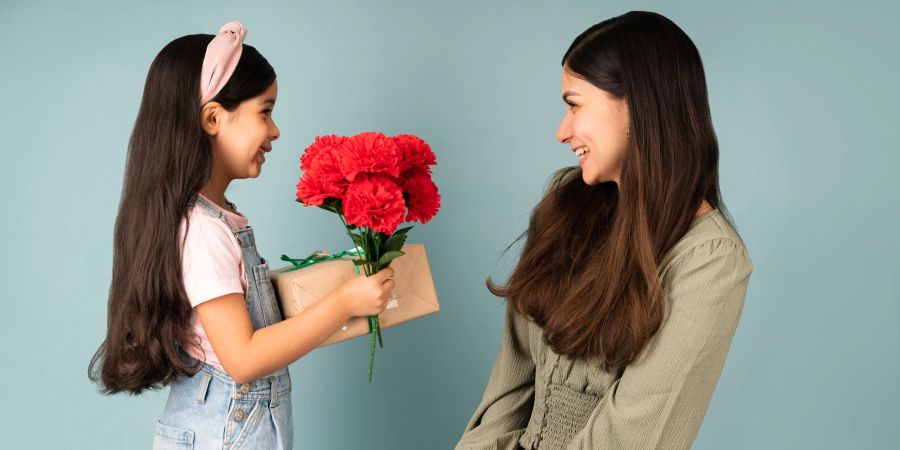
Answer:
[{"xmin": 293, "ymin": 131, "xmax": 440, "ymax": 381}]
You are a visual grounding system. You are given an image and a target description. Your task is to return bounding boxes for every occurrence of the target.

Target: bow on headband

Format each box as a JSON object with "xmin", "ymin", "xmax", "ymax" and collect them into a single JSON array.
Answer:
[{"xmin": 199, "ymin": 21, "xmax": 247, "ymax": 105}]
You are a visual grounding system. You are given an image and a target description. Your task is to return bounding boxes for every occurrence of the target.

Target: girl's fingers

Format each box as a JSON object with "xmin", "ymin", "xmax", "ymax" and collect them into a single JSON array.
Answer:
[{"xmin": 375, "ymin": 268, "xmax": 395, "ymax": 283}]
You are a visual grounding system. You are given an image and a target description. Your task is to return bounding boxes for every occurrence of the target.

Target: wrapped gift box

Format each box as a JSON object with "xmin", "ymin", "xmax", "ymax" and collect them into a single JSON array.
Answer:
[{"xmin": 269, "ymin": 243, "xmax": 440, "ymax": 347}]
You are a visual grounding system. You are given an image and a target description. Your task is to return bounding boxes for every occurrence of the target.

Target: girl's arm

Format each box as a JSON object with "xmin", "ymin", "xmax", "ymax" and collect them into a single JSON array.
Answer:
[{"xmin": 195, "ymin": 268, "xmax": 395, "ymax": 384}]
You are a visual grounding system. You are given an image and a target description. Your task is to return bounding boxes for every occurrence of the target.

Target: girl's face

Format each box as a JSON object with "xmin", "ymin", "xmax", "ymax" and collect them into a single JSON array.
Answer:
[
  {"xmin": 556, "ymin": 68, "xmax": 630, "ymax": 185},
  {"xmin": 208, "ymin": 81, "xmax": 280, "ymax": 180}
]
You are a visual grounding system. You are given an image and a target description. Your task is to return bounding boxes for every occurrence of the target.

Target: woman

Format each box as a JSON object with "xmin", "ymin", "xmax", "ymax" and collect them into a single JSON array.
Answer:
[{"xmin": 456, "ymin": 11, "xmax": 752, "ymax": 450}]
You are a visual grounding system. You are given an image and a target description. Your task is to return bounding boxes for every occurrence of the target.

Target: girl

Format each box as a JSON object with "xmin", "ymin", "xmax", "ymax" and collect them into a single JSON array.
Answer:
[
  {"xmin": 457, "ymin": 11, "xmax": 753, "ymax": 450},
  {"xmin": 88, "ymin": 22, "xmax": 395, "ymax": 449}
]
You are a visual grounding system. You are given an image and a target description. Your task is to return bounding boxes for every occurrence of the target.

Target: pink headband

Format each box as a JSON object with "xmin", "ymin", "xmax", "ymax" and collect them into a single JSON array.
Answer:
[{"xmin": 199, "ymin": 21, "xmax": 247, "ymax": 105}]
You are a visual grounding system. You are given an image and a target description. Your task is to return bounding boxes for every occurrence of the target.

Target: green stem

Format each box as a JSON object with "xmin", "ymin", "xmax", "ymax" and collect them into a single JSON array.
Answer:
[
  {"xmin": 375, "ymin": 315, "xmax": 383, "ymax": 348},
  {"xmin": 368, "ymin": 317, "xmax": 376, "ymax": 382},
  {"xmin": 365, "ymin": 228, "xmax": 383, "ymax": 348},
  {"xmin": 338, "ymin": 219, "xmax": 385, "ymax": 381},
  {"xmin": 338, "ymin": 215, "xmax": 361, "ymax": 258}
]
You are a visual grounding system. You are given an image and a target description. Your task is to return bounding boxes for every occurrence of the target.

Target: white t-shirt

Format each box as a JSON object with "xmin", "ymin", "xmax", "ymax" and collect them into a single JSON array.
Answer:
[{"xmin": 178, "ymin": 193, "xmax": 249, "ymax": 371}]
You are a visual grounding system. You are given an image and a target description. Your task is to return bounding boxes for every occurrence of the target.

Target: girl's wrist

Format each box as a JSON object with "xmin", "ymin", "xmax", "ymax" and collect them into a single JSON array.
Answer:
[{"xmin": 331, "ymin": 291, "xmax": 353, "ymax": 322}]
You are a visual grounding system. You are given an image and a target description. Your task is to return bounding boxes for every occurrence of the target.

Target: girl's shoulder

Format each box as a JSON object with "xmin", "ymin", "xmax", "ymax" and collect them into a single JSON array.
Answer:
[
  {"xmin": 183, "ymin": 199, "xmax": 229, "ymax": 227},
  {"xmin": 191, "ymin": 193, "xmax": 249, "ymax": 231},
  {"xmin": 179, "ymin": 205, "xmax": 242, "ymax": 255}
]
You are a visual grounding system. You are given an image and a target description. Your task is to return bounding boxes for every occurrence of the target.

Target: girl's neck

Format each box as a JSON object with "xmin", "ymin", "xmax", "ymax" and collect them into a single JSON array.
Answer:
[{"xmin": 200, "ymin": 176, "xmax": 233, "ymax": 212}]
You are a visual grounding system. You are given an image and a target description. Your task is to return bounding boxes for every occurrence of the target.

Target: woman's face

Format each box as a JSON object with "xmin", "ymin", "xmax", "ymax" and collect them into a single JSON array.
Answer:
[{"xmin": 557, "ymin": 68, "xmax": 630, "ymax": 185}]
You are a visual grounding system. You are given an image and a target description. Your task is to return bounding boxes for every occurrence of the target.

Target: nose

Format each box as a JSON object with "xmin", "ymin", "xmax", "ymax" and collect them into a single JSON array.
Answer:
[
  {"xmin": 556, "ymin": 111, "xmax": 572, "ymax": 144},
  {"xmin": 271, "ymin": 121, "xmax": 281, "ymax": 142}
]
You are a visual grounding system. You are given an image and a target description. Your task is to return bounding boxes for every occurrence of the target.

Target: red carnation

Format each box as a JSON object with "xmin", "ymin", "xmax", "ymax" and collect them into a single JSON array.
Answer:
[
  {"xmin": 296, "ymin": 173, "xmax": 345, "ymax": 206},
  {"xmin": 402, "ymin": 168, "xmax": 441, "ymax": 224},
  {"xmin": 301, "ymin": 135, "xmax": 347, "ymax": 173},
  {"xmin": 296, "ymin": 148, "xmax": 347, "ymax": 206},
  {"xmin": 342, "ymin": 174, "xmax": 406, "ymax": 234},
  {"xmin": 394, "ymin": 134, "xmax": 437, "ymax": 175},
  {"xmin": 337, "ymin": 132, "xmax": 402, "ymax": 181}
]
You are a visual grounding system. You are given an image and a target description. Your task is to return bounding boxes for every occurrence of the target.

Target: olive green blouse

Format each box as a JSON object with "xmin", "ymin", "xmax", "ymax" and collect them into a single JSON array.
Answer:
[{"xmin": 456, "ymin": 209, "xmax": 753, "ymax": 450}]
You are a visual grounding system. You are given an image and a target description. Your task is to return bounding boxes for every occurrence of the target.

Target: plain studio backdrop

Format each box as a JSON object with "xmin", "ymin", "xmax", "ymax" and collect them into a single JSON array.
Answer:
[{"xmin": 1, "ymin": 0, "xmax": 897, "ymax": 448}]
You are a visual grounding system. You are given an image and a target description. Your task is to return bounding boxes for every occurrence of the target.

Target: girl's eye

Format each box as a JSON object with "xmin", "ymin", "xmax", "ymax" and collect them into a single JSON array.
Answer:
[
  {"xmin": 262, "ymin": 109, "xmax": 273, "ymax": 116},
  {"xmin": 565, "ymin": 102, "xmax": 577, "ymax": 110}
]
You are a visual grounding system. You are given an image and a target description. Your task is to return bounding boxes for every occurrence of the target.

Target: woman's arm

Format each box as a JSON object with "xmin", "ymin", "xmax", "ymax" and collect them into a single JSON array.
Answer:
[
  {"xmin": 196, "ymin": 268, "xmax": 395, "ymax": 384},
  {"xmin": 456, "ymin": 304, "xmax": 536, "ymax": 450},
  {"xmin": 567, "ymin": 238, "xmax": 753, "ymax": 450}
]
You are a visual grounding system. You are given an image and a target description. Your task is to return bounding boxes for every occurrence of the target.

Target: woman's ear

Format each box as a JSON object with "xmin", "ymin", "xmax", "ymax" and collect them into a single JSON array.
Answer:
[{"xmin": 201, "ymin": 102, "xmax": 222, "ymax": 136}]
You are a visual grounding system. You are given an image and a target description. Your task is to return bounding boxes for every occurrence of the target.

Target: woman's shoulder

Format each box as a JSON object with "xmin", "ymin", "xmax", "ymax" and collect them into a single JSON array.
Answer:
[{"xmin": 658, "ymin": 209, "xmax": 752, "ymax": 276}]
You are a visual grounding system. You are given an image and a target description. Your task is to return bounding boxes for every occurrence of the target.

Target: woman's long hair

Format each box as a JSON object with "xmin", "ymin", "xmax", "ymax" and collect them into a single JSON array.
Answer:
[
  {"xmin": 489, "ymin": 11, "xmax": 732, "ymax": 370},
  {"xmin": 88, "ymin": 34, "xmax": 276, "ymax": 395}
]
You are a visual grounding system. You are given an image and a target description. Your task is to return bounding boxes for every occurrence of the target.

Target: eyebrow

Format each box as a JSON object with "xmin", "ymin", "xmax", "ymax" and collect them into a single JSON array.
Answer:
[
  {"xmin": 562, "ymin": 91, "xmax": 579, "ymax": 102},
  {"xmin": 262, "ymin": 99, "xmax": 275, "ymax": 106}
]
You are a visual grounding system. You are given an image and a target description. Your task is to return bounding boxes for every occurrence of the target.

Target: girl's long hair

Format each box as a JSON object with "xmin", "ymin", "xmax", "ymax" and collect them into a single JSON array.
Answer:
[
  {"xmin": 89, "ymin": 34, "xmax": 276, "ymax": 395},
  {"xmin": 489, "ymin": 11, "xmax": 732, "ymax": 370}
]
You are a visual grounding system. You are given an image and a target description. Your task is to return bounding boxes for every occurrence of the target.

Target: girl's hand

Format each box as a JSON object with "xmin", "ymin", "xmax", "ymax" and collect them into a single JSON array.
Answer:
[{"xmin": 336, "ymin": 268, "xmax": 396, "ymax": 318}]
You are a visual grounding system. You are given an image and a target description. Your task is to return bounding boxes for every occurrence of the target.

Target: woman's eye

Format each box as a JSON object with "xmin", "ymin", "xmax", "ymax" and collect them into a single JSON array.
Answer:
[{"xmin": 262, "ymin": 109, "xmax": 273, "ymax": 116}]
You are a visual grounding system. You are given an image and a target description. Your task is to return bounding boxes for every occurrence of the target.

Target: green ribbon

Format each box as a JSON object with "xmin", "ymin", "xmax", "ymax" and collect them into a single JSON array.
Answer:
[{"xmin": 280, "ymin": 247, "xmax": 364, "ymax": 274}]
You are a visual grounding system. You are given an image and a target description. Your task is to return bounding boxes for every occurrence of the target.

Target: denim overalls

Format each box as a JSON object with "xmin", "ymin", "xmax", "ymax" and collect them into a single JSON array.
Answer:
[{"xmin": 153, "ymin": 194, "xmax": 293, "ymax": 449}]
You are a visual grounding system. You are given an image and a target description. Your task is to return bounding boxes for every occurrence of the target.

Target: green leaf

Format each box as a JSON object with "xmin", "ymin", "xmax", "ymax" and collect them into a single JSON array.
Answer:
[
  {"xmin": 377, "ymin": 250, "xmax": 405, "ymax": 266},
  {"xmin": 322, "ymin": 204, "xmax": 340, "ymax": 215},
  {"xmin": 316, "ymin": 198, "xmax": 343, "ymax": 215},
  {"xmin": 352, "ymin": 259, "xmax": 370, "ymax": 266},
  {"xmin": 384, "ymin": 233, "xmax": 408, "ymax": 253},
  {"xmin": 393, "ymin": 226, "xmax": 414, "ymax": 236}
]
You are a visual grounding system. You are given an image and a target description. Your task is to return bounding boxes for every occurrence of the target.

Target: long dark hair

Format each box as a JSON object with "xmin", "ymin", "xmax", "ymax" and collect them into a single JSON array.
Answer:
[
  {"xmin": 88, "ymin": 34, "xmax": 276, "ymax": 395},
  {"xmin": 489, "ymin": 11, "xmax": 731, "ymax": 370}
]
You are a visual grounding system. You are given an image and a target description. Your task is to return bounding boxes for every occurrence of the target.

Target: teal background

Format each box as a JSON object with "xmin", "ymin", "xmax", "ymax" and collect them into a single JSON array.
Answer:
[{"xmin": 2, "ymin": 0, "xmax": 898, "ymax": 448}]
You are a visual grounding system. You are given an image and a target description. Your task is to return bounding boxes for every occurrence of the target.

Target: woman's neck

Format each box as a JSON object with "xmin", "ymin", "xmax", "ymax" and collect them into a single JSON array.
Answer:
[{"xmin": 696, "ymin": 200, "xmax": 713, "ymax": 217}]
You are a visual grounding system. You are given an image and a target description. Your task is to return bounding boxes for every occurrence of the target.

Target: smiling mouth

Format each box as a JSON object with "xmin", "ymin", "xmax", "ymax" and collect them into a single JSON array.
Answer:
[{"xmin": 574, "ymin": 146, "xmax": 590, "ymax": 159}]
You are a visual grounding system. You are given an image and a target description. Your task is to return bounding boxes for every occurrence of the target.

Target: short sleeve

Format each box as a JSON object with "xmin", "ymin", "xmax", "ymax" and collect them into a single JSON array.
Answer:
[{"xmin": 179, "ymin": 213, "xmax": 245, "ymax": 307}]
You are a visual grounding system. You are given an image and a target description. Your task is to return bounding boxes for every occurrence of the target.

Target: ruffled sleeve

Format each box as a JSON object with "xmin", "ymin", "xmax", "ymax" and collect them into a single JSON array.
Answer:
[
  {"xmin": 566, "ymin": 238, "xmax": 753, "ymax": 449},
  {"xmin": 456, "ymin": 304, "xmax": 537, "ymax": 450}
]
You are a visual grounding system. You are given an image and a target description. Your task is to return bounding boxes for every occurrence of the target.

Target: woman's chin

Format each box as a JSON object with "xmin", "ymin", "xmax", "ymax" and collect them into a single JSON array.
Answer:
[{"xmin": 580, "ymin": 170, "xmax": 601, "ymax": 186}]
